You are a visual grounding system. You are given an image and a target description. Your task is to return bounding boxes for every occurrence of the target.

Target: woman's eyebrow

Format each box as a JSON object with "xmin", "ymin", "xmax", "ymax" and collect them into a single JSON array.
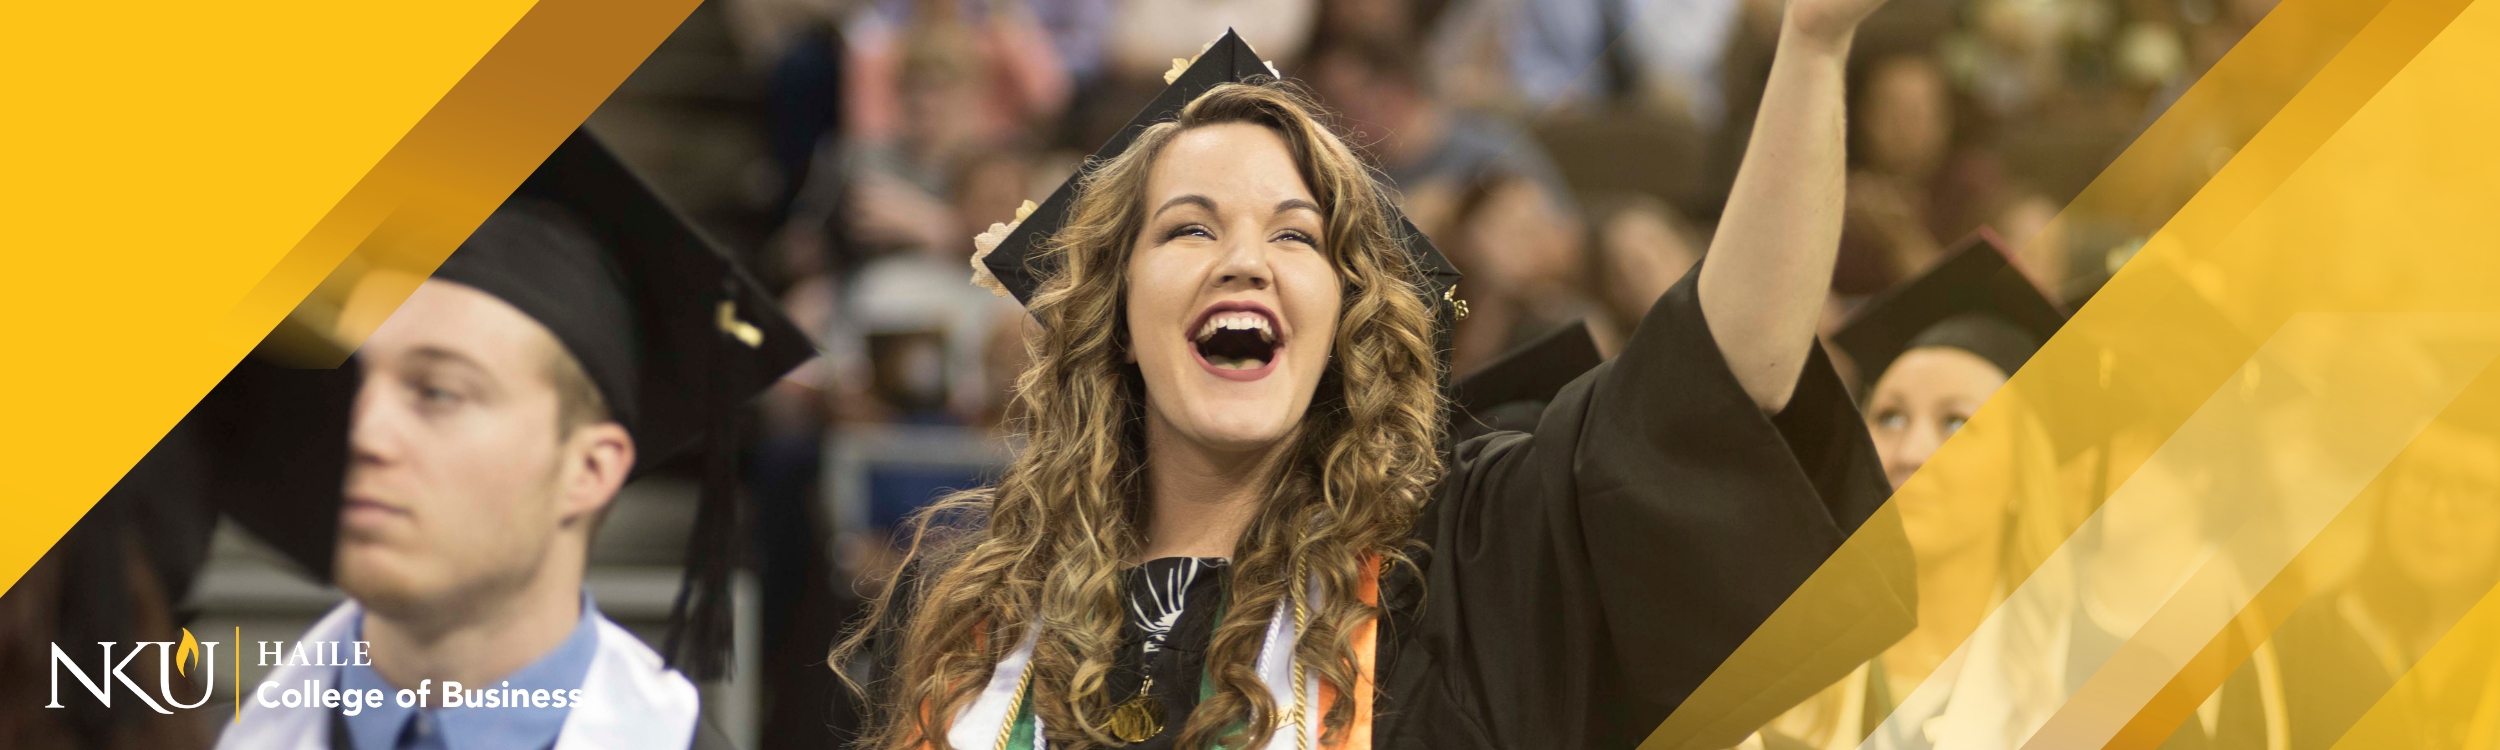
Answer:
[
  {"xmin": 1274, "ymin": 198, "xmax": 1322, "ymax": 218},
  {"xmin": 1151, "ymin": 194, "xmax": 1217, "ymax": 220}
]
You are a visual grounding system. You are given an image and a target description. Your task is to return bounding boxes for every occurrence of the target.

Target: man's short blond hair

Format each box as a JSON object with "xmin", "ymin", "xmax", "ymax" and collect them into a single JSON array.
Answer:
[{"xmin": 543, "ymin": 341, "xmax": 612, "ymax": 439}]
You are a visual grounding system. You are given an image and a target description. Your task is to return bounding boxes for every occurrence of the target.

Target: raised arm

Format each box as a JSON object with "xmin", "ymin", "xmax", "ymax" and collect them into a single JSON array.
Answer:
[{"xmin": 1700, "ymin": 0, "xmax": 1888, "ymax": 412}]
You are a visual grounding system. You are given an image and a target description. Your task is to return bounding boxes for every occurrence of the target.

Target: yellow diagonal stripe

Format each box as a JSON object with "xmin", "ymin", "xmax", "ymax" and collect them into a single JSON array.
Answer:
[
  {"xmin": 2012, "ymin": 316, "xmax": 2500, "ymax": 750},
  {"xmin": 2059, "ymin": 0, "xmax": 2417, "ymax": 239},
  {"xmin": 1954, "ymin": 0, "xmax": 2500, "ymax": 745},
  {"xmin": 2327, "ymin": 573, "xmax": 2500, "ymax": 748},
  {"xmin": 1646, "ymin": 0, "xmax": 2500, "ymax": 744},
  {"xmin": 0, "ymin": 0, "xmax": 700, "ymax": 596},
  {"xmin": 2108, "ymin": 358, "xmax": 2500, "ymax": 748}
]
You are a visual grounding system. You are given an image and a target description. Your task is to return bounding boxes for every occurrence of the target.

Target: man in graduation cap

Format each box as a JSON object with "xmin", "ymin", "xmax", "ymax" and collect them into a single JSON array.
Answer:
[{"xmin": 217, "ymin": 130, "xmax": 815, "ymax": 750}]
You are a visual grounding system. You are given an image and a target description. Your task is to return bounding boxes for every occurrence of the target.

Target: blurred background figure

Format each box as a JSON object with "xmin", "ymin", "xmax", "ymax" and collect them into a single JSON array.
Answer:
[
  {"xmin": 1306, "ymin": 34, "xmax": 1572, "ymax": 207},
  {"xmin": 1837, "ymin": 48, "xmax": 2002, "ymax": 295},
  {"xmin": 1439, "ymin": 169, "xmax": 1593, "ymax": 375},
  {"xmin": 1577, "ymin": 192, "xmax": 1704, "ymax": 356},
  {"xmin": 842, "ymin": 0, "xmax": 1068, "ymax": 155},
  {"xmin": 1502, "ymin": 0, "xmax": 1744, "ymax": 128},
  {"xmin": 2274, "ymin": 381, "xmax": 2500, "ymax": 749},
  {"xmin": 0, "ymin": 434, "xmax": 218, "ymax": 750},
  {"xmin": 1839, "ymin": 50, "xmax": 1954, "ymax": 291}
]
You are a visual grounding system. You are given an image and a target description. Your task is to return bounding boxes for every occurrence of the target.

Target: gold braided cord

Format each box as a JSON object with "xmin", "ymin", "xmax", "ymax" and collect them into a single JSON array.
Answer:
[
  {"xmin": 994, "ymin": 665, "xmax": 1036, "ymax": 750},
  {"xmin": 1289, "ymin": 559, "xmax": 1312, "ymax": 750}
]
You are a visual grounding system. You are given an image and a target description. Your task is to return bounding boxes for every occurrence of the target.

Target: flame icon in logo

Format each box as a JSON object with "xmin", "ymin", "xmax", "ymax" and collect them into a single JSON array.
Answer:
[{"xmin": 175, "ymin": 628, "xmax": 200, "ymax": 677}]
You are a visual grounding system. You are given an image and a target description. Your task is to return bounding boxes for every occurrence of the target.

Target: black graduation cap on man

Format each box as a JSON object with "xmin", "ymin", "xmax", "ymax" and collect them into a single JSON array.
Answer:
[
  {"xmin": 202, "ymin": 130, "xmax": 815, "ymax": 682},
  {"xmin": 1835, "ymin": 232, "xmax": 2069, "ymax": 389},
  {"xmin": 431, "ymin": 130, "xmax": 816, "ymax": 680}
]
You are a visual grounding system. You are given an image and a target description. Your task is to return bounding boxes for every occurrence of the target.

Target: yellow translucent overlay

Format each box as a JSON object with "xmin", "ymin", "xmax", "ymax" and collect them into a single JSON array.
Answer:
[
  {"xmin": 0, "ymin": 0, "xmax": 702, "ymax": 595},
  {"xmin": 1651, "ymin": 0, "xmax": 2500, "ymax": 746}
]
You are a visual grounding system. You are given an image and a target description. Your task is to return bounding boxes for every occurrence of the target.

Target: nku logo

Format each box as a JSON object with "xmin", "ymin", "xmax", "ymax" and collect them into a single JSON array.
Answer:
[{"xmin": 47, "ymin": 628, "xmax": 218, "ymax": 714}]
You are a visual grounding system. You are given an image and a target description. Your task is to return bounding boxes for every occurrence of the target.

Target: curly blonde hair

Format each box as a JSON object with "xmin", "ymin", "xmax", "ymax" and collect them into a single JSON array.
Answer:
[{"xmin": 831, "ymin": 81, "xmax": 1447, "ymax": 750}]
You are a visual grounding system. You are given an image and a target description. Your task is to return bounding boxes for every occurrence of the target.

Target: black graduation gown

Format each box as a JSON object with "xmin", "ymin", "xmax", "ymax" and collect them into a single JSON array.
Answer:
[
  {"xmin": 1368, "ymin": 267, "xmax": 1910, "ymax": 749},
  {"xmin": 2273, "ymin": 586, "xmax": 2500, "ymax": 750},
  {"xmin": 2273, "ymin": 591, "xmax": 2396, "ymax": 750},
  {"xmin": 877, "ymin": 266, "xmax": 1914, "ymax": 750}
]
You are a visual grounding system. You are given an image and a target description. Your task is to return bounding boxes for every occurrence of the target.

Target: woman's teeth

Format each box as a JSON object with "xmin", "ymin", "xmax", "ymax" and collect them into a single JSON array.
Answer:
[
  {"xmin": 1193, "ymin": 311, "xmax": 1278, "ymax": 370},
  {"xmin": 1194, "ymin": 312, "xmax": 1276, "ymax": 343}
]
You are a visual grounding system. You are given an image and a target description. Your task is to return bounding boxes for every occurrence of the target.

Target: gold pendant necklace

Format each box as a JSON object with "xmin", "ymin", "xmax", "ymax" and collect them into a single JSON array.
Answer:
[{"xmin": 1106, "ymin": 675, "xmax": 1163, "ymax": 743}]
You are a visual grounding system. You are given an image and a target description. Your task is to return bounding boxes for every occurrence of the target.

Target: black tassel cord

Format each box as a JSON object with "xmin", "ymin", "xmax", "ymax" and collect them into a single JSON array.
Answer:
[{"xmin": 662, "ymin": 286, "xmax": 750, "ymax": 682}]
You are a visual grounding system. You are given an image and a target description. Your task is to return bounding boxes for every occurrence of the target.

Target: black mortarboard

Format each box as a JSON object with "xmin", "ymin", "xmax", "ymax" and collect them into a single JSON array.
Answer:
[
  {"xmin": 2032, "ymin": 258, "xmax": 2255, "ymax": 465},
  {"xmin": 196, "ymin": 357, "xmax": 359, "ymax": 583},
  {"xmin": 435, "ymin": 131, "xmax": 815, "ymax": 468},
  {"xmin": 1835, "ymin": 232, "xmax": 2069, "ymax": 386},
  {"xmin": 1450, "ymin": 320, "xmax": 1603, "ymax": 441},
  {"xmin": 974, "ymin": 29, "xmax": 1464, "ymax": 324},
  {"xmin": 429, "ymin": 129, "xmax": 817, "ymax": 680},
  {"xmin": 193, "ymin": 130, "xmax": 814, "ymax": 682}
]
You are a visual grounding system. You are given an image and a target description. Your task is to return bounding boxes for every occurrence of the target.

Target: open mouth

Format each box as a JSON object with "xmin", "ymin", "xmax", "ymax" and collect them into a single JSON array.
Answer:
[{"xmin": 1191, "ymin": 304, "xmax": 1281, "ymax": 375}]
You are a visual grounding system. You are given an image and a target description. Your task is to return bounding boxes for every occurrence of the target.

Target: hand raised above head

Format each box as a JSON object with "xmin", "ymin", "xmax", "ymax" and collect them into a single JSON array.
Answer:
[{"xmin": 1785, "ymin": 0, "xmax": 1896, "ymax": 49}]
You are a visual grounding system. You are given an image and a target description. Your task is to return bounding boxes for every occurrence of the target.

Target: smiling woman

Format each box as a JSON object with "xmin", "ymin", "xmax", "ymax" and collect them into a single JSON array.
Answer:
[
  {"xmin": 1126, "ymin": 123, "xmax": 1349, "ymax": 459},
  {"xmin": 836, "ymin": 22, "xmax": 1912, "ymax": 750},
  {"xmin": 861, "ymin": 83, "xmax": 1446, "ymax": 750}
]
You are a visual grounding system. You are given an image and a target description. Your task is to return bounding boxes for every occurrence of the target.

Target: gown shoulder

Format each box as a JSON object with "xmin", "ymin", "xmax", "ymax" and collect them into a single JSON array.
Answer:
[{"xmin": 1382, "ymin": 262, "xmax": 1915, "ymax": 749}]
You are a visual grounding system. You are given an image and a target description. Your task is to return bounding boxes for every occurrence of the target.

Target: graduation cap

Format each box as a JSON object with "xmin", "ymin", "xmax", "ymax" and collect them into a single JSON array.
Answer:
[
  {"xmin": 971, "ymin": 29, "xmax": 1464, "ymax": 325},
  {"xmin": 2044, "ymin": 261, "xmax": 2253, "ymax": 468},
  {"xmin": 1834, "ymin": 231, "xmax": 2069, "ymax": 386},
  {"xmin": 195, "ymin": 357, "xmax": 359, "ymax": 583},
  {"xmin": 201, "ymin": 129, "xmax": 814, "ymax": 682},
  {"xmin": 1450, "ymin": 320, "xmax": 1602, "ymax": 441}
]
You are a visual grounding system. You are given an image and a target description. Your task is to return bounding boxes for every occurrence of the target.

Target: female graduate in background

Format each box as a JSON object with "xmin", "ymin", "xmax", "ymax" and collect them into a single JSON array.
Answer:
[
  {"xmin": 1776, "ymin": 239, "xmax": 2285, "ymax": 750},
  {"xmin": 1763, "ymin": 238, "xmax": 2071, "ymax": 750},
  {"xmin": 831, "ymin": 0, "xmax": 1915, "ymax": 745}
]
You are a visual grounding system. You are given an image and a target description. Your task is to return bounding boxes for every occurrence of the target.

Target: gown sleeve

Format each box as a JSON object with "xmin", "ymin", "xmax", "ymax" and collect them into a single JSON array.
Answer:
[{"xmin": 1404, "ymin": 260, "xmax": 1915, "ymax": 749}]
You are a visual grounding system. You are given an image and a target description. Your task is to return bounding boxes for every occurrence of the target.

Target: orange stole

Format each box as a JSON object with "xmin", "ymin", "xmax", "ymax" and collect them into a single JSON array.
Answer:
[{"xmin": 1315, "ymin": 555, "xmax": 1381, "ymax": 750}]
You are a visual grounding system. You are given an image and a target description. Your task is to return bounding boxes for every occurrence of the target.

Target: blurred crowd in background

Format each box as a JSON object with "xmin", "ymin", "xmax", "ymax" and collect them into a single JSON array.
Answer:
[
  {"xmin": 571, "ymin": 0, "xmax": 2282, "ymax": 744},
  {"xmin": 615, "ymin": 0, "xmax": 2279, "ymax": 409},
  {"xmin": 0, "ymin": 0, "xmax": 2306, "ymax": 748}
]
